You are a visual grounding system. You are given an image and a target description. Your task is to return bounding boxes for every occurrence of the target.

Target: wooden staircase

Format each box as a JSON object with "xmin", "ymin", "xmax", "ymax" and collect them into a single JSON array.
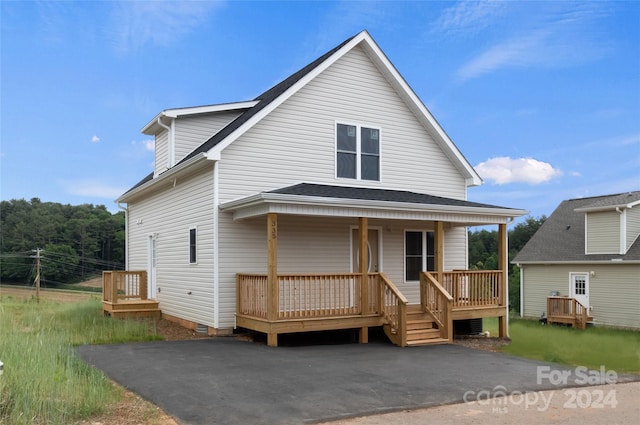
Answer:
[{"xmin": 404, "ymin": 305, "xmax": 449, "ymax": 346}]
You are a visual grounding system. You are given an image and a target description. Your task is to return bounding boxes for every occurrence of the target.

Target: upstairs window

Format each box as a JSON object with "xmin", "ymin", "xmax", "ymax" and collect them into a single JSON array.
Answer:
[{"xmin": 336, "ymin": 123, "xmax": 380, "ymax": 181}]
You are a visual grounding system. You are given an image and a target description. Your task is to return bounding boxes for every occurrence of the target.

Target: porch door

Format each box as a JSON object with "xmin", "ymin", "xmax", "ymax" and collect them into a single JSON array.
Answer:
[
  {"xmin": 147, "ymin": 234, "xmax": 157, "ymax": 300},
  {"xmin": 351, "ymin": 229, "xmax": 379, "ymax": 272},
  {"xmin": 570, "ymin": 273, "xmax": 589, "ymax": 308}
]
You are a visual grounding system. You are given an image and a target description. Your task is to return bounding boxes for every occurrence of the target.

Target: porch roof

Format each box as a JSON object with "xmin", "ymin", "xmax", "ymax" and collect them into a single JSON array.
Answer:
[{"xmin": 220, "ymin": 183, "xmax": 528, "ymax": 225}]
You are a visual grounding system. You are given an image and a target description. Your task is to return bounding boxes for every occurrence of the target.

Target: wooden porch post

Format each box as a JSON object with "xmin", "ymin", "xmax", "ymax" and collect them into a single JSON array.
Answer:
[
  {"xmin": 359, "ymin": 217, "xmax": 369, "ymax": 344},
  {"xmin": 498, "ymin": 223, "xmax": 508, "ymax": 338},
  {"xmin": 434, "ymin": 221, "xmax": 444, "ymax": 282},
  {"xmin": 267, "ymin": 213, "xmax": 279, "ymax": 346}
]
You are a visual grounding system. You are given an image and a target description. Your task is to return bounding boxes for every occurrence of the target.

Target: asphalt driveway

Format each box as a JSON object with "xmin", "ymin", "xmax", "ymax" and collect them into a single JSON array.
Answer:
[{"xmin": 77, "ymin": 338, "xmax": 636, "ymax": 425}]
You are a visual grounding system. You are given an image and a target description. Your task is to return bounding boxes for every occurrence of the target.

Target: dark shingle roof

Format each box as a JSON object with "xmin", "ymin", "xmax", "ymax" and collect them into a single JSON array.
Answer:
[
  {"xmin": 575, "ymin": 191, "xmax": 640, "ymax": 210},
  {"xmin": 513, "ymin": 192, "xmax": 640, "ymax": 263},
  {"xmin": 177, "ymin": 35, "xmax": 356, "ymax": 165},
  {"xmin": 269, "ymin": 183, "xmax": 520, "ymax": 211},
  {"xmin": 120, "ymin": 34, "xmax": 357, "ymax": 198}
]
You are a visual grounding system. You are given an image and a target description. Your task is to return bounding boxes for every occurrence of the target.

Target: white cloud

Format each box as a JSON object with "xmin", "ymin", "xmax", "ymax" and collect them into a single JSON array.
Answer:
[
  {"xmin": 475, "ymin": 157, "xmax": 562, "ymax": 185},
  {"xmin": 109, "ymin": 1, "xmax": 222, "ymax": 54},
  {"xmin": 91, "ymin": 135, "xmax": 100, "ymax": 143},
  {"xmin": 62, "ymin": 179, "xmax": 127, "ymax": 199},
  {"xmin": 130, "ymin": 139, "xmax": 155, "ymax": 152},
  {"xmin": 431, "ymin": 1, "xmax": 506, "ymax": 35},
  {"xmin": 455, "ymin": 3, "xmax": 611, "ymax": 81}
]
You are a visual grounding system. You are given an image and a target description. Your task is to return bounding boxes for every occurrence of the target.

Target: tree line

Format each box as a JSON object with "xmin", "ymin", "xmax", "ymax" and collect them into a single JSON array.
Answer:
[
  {"xmin": 468, "ymin": 215, "xmax": 547, "ymax": 313},
  {"xmin": 0, "ymin": 198, "xmax": 125, "ymax": 285}
]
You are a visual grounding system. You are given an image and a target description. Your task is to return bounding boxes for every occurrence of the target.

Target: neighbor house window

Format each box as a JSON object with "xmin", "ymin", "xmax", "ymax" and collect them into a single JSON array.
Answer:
[
  {"xmin": 189, "ymin": 227, "xmax": 197, "ymax": 264},
  {"xmin": 405, "ymin": 231, "xmax": 434, "ymax": 281},
  {"xmin": 336, "ymin": 123, "xmax": 380, "ymax": 181}
]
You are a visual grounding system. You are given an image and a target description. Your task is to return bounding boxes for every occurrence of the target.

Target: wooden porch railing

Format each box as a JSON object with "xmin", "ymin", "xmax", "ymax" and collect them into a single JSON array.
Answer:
[
  {"xmin": 237, "ymin": 273, "xmax": 378, "ymax": 320},
  {"xmin": 102, "ymin": 270, "xmax": 148, "ymax": 303},
  {"xmin": 420, "ymin": 272, "xmax": 453, "ymax": 342},
  {"xmin": 236, "ymin": 273, "xmax": 268, "ymax": 319},
  {"xmin": 440, "ymin": 270, "xmax": 503, "ymax": 307},
  {"xmin": 547, "ymin": 296, "xmax": 590, "ymax": 329},
  {"xmin": 378, "ymin": 273, "xmax": 408, "ymax": 346},
  {"xmin": 277, "ymin": 274, "xmax": 363, "ymax": 319}
]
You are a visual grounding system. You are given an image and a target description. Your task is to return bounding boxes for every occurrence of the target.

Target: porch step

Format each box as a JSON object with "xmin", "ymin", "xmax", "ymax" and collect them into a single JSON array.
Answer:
[
  {"xmin": 402, "ymin": 304, "xmax": 448, "ymax": 346},
  {"xmin": 407, "ymin": 320, "xmax": 434, "ymax": 330},
  {"xmin": 407, "ymin": 328, "xmax": 440, "ymax": 339},
  {"xmin": 407, "ymin": 337, "xmax": 450, "ymax": 346},
  {"xmin": 106, "ymin": 309, "xmax": 161, "ymax": 319},
  {"xmin": 103, "ymin": 300, "xmax": 161, "ymax": 319}
]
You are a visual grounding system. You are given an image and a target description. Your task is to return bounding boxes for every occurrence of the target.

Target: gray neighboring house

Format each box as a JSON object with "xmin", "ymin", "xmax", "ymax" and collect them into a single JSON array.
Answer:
[{"xmin": 514, "ymin": 191, "xmax": 640, "ymax": 329}]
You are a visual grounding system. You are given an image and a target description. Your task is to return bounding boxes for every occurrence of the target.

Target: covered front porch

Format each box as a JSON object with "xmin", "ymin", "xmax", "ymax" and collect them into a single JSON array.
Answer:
[{"xmin": 221, "ymin": 184, "xmax": 525, "ymax": 346}]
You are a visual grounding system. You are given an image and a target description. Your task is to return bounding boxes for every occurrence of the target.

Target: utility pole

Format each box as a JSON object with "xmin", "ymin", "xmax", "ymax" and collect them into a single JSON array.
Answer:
[{"xmin": 31, "ymin": 248, "xmax": 42, "ymax": 301}]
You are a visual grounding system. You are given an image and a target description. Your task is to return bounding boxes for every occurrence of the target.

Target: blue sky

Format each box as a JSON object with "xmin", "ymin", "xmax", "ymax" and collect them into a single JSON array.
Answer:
[{"xmin": 1, "ymin": 1, "xmax": 639, "ymax": 220}]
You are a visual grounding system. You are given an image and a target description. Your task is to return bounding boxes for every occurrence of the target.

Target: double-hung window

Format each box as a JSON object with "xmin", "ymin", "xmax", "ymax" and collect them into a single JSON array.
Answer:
[
  {"xmin": 336, "ymin": 123, "xmax": 380, "ymax": 181},
  {"xmin": 405, "ymin": 231, "xmax": 434, "ymax": 281}
]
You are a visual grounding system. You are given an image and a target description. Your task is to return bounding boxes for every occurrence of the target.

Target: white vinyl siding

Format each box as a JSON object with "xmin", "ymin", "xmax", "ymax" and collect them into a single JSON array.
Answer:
[
  {"xmin": 521, "ymin": 264, "xmax": 640, "ymax": 329},
  {"xmin": 217, "ymin": 45, "xmax": 466, "ymax": 203},
  {"xmin": 127, "ymin": 166, "xmax": 215, "ymax": 327},
  {"xmin": 154, "ymin": 130, "xmax": 169, "ymax": 176},
  {"xmin": 585, "ymin": 210, "xmax": 621, "ymax": 254},
  {"xmin": 626, "ymin": 207, "xmax": 640, "ymax": 252},
  {"xmin": 174, "ymin": 111, "xmax": 242, "ymax": 163}
]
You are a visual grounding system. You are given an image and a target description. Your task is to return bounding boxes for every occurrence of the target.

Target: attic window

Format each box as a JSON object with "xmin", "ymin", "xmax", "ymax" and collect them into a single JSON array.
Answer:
[{"xmin": 336, "ymin": 123, "xmax": 380, "ymax": 181}]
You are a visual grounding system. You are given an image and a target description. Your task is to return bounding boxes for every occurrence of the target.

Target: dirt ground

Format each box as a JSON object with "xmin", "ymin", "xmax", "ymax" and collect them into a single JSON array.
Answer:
[{"xmin": 0, "ymin": 284, "xmax": 551, "ymax": 424}]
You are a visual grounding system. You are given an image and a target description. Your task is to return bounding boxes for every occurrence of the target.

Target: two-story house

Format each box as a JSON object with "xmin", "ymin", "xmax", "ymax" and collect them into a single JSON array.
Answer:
[
  {"xmin": 514, "ymin": 191, "xmax": 640, "ymax": 329},
  {"xmin": 105, "ymin": 30, "xmax": 527, "ymax": 346}
]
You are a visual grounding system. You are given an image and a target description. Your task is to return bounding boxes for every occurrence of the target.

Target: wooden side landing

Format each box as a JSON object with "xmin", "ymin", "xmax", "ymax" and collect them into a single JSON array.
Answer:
[{"xmin": 102, "ymin": 300, "xmax": 161, "ymax": 319}]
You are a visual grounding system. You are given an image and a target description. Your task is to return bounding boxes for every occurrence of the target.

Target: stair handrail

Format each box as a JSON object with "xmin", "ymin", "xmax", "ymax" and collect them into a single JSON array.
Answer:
[
  {"xmin": 420, "ymin": 272, "xmax": 453, "ymax": 342},
  {"xmin": 378, "ymin": 273, "xmax": 408, "ymax": 347},
  {"xmin": 575, "ymin": 297, "xmax": 589, "ymax": 330}
]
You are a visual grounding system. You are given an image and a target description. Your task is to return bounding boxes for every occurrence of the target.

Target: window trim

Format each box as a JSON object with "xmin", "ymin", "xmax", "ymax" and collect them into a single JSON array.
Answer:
[
  {"xmin": 404, "ymin": 229, "xmax": 435, "ymax": 283},
  {"xmin": 189, "ymin": 226, "xmax": 197, "ymax": 264},
  {"xmin": 335, "ymin": 121, "xmax": 381, "ymax": 181}
]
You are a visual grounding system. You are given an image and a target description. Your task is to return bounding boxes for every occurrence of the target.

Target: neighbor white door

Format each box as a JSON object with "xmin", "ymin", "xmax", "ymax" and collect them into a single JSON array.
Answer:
[
  {"xmin": 147, "ymin": 235, "xmax": 157, "ymax": 299},
  {"xmin": 570, "ymin": 272, "xmax": 589, "ymax": 308}
]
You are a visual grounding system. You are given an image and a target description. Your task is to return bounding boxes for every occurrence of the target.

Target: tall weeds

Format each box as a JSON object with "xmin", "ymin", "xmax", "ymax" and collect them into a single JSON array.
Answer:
[
  {"xmin": 0, "ymin": 297, "xmax": 161, "ymax": 424},
  {"xmin": 503, "ymin": 319, "xmax": 640, "ymax": 373}
]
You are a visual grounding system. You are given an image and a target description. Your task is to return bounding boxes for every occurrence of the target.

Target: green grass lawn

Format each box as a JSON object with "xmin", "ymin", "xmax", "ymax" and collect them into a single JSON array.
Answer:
[
  {"xmin": 0, "ymin": 296, "xmax": 162, "ymax": 424},
  {"xmin": 484, "ymin": 317, "xmax": 640, "ymax": 373}
]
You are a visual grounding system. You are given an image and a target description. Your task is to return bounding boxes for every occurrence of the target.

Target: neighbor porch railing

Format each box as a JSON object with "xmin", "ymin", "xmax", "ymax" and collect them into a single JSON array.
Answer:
[
  {"xmin": 102, "ymin": 270, "xmax": 148, "ymax": 303},
  {"xmin": 440, "ymin": 270, "xmax": 503, "ymax": 307},
  {"xmin": 420, "ymin": 272, "xmax": 453, "ymax": 341},
  {"xmin": 547, "ymin": 296, "xmax": 590, "ymax": 329}
]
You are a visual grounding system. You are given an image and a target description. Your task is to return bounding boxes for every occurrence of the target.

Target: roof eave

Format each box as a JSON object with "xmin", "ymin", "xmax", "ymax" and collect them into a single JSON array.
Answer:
[
  {"xmin": 220, "ymin": 192, "xmax": 528, "ymax": 219},
  {"xmin": 141, "ymin": 101, "xmax": 259, "ymax": 135},
  {"xmin": 513, "ymin": 259, "xmax": 640, "ymax": 265},
  {"xmin": 575, "ymin": 200, "xmax": 640, "ymax": 213},
  {"xmin": 117, "ymin": 153, "xmax": 210, "ymax": 203}
]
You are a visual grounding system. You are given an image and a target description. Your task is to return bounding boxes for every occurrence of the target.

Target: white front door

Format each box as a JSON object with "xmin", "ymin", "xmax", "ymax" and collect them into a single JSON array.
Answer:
[
  {"xmin": 148, "ymin": 235, "xmax": 157, "ymax": 299},
  {"xmin": 570, "ymin": 272, "xmax": 589, "ymax": 308},
  {"xmin": 351, "ymin": 229, "xmax": 380, "ymax": 272}
]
